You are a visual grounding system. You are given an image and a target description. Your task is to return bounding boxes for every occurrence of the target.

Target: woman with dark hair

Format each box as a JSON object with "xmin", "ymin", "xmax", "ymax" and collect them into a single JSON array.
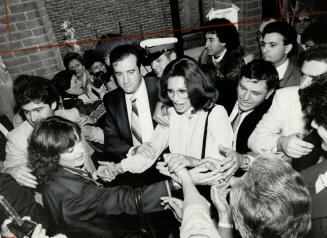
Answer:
[
  {"xmin": 117, "ymin": 57, "xmax": 233, "ymax": 175},
  {"xmin": 28, "ymin": 116, "xmax": 177, "ymax": 238}
]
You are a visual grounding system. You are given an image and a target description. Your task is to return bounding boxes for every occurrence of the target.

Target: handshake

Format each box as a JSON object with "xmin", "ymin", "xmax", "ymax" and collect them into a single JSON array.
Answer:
[{"xmin": 92, "ymin": 162, "xmax": 123, "ymax": 182}]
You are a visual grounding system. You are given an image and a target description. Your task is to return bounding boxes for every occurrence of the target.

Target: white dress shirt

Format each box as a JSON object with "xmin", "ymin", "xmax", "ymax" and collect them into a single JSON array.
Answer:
[{"xmin": 276, "ymin": 59, "xmax": 289, "ymax": 80}]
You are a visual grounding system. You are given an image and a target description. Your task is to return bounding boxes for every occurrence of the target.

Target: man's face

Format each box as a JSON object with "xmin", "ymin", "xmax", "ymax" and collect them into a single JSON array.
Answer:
[
  {"xmin": 90, "ymin": 61, "xmax": 107, "ymax": 74},
  {"xmin": 237, "ymin": 77, "xmax": 271, "ymax": 112},
  {"xmin": 261, "ymin": 33, "xmax": 291, "ymax": 67},
  {"xmin": 68, "ymin": 59, "xmax": 85, "ymax": 79},
  {"xmin": 22, "ymin": 101, "xmax": 56, "ymax": 127},
  {"xmin": 112, "ymin": 54, "xmax": 142, "ymax": 94},
  {"xmin": 300, "ymin": 60, "xmax": 327, "ymax": 89},
  {"xmin": 205, "ymin": 33, "xmax": 226, "ymax": 57},
  {"xmin": 151, "ymin": 53, "xmax": 171, "ymax": 77},
  {"xmin": 311, "ymin": 120, "xmax": 327, "ymax": 151}
]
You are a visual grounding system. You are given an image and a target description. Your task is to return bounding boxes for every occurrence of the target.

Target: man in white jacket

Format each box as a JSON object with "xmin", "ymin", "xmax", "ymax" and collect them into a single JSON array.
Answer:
[{"xmin": 248, "ymin": 46, "xmax": 327, "ymax": 159}]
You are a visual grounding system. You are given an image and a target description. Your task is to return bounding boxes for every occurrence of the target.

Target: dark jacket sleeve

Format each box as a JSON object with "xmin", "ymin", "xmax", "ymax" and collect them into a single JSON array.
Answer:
[
  {"xmin": 61, "ymin": 179, "xmax": 169, "ymax": 222},
  {"xmin": 103, "ymin": 92, "xmax": 132, "ymax": 161}
]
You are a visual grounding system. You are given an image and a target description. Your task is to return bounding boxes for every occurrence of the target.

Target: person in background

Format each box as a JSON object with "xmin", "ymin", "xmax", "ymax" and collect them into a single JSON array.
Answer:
[
  {"xmin": 140, "ymin": 37, "xmax": 177, "ymax": 78},
  {"xmin": 63, "ymin": 52, "xmax": 104, "ymax": 102},
  {"xmin": 260, "ymin": 21, "xmax": 302, "ymax": 87}
]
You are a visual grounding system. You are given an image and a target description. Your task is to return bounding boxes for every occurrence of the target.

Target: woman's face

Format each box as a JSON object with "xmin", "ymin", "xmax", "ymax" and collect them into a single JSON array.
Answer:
[
  {"xmin": 68, "ymin": 59, "xmax": 85, "ymax": 79},
  {"xmin": 59, "ymin": 140, "xmax": 85, "ymax": 168},
  {"xmin": 167, "ymin": 76, "xmax": 191, "ymax": 114}
]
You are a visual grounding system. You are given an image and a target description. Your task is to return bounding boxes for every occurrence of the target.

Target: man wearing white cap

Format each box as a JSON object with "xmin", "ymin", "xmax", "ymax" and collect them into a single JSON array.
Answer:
[{"xmin": 140, "ymin": 37, "xmax": 177, "ymax": 77}]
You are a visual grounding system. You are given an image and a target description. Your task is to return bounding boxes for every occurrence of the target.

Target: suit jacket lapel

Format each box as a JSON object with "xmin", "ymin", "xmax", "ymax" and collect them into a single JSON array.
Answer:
[
  {"xmin": 280, "ymin": 61, "xmax": 293, "ymax": 87},
  {"xmin": 114, "ymin": 89, "xmax": 133, "ymax": 145}
]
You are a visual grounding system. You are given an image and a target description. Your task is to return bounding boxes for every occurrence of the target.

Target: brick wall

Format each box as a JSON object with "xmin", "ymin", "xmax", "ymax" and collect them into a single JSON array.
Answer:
[
  {"xmin": 43, "ymin": 0, "xmax": 173, "ymax": 51},
  {"xmin": 0, "ymin": 0, "xmax": 63, "ymax": 80}
]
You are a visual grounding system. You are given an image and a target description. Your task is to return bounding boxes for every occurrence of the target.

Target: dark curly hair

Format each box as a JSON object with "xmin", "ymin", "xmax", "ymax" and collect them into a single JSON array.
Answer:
[
  {"xmin": 159, "ymin": 56, "xmax": 218, "ymax": 111},
  {"xmin": 299, "ymin": 79, "xmax": 327, "ymax": 128},
  {"xmin": 13, "ymin": 75, "xmax": 60, "ymax": 108},
  {"xmin": 28, "ymin": 116, "xmax": 81, "ymax": 185},
  {"xmin": 204, "ymin": 18, "xmax": 241, "ymax": 51},
  {"xmin": 63, "ymin": 52, "xmax": 84, "ymax": 70}
]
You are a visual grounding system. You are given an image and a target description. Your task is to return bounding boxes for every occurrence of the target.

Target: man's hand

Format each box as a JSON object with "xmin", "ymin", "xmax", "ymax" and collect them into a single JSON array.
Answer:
[
  {"xmin": 277, "ymin": 134, "xmax": 314, "ymax": 158},
  {"xmin": 219, "ymin": 146, "xmax": 243, "ymax": 181},
  {"xmin": 153, "ymin": 102, "xmax": 171, "ymax": 127},
  {"xmin": 131, "ymin": 142, "xmax": 156, "ymax": 159},
  {"xmin": 6, "ymin": 165, "xmax": 38, "ymax": 188},
  {"xmin": 94, "ymin": 161, "xmax": 117, "ymax": 182},
  {"xmin": 160, "ymin": 196, "xmax": 183, "ymax": 222}
]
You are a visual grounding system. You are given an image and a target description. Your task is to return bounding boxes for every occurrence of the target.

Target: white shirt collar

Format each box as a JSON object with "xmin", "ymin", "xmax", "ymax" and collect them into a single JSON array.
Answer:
[
  {"xmin": 212, "ymin": 48, "xmax": 227, "ymax": 64},
  {"xmin": 276, "ymin": 59, "xmax": 289, "ymax": 80}
]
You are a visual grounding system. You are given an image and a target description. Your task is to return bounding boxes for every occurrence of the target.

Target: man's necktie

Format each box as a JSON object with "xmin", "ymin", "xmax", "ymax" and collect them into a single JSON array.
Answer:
[
  {"xmin": 232, "ymin": 111, "xmax": 243, "ymax": 132},
  {"xmin": 130, "ymin": 96, "xmax": 143, "ymax": 145}
]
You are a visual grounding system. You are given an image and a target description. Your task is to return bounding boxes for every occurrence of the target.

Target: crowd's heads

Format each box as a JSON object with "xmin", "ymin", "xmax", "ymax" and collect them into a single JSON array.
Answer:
[
  {"xmin": 140, "ymin": 37, "xmax": 177, "ymax": 77},
  {"xmin": 300, "ymin": 77, "xmax": 327, "ymax": 153},
  {"xmin": 230, "ymin": 156, "xmax": 311, "ymax": 238},
  {"xmin": 159, "ymin": 56, "xmax": 218, "ymax": 111},
  {"xmin": 110, "ymin": 44, "xmax": 142, "ymax": 94},
  {"xmin": 95, "ymin": 33, "xmax": 133, "ymax": 66},
  {"xmin": 29, "ymin": 116, "xmax": 81, "ymax": 185},
  {"xmin": 63, "ymin": 52, "xmax": 85, "ymax": 78},
  {"xmin": 109, "ymin": 44, "xmax": 142, "ymax": 69},
  {"xmin": 53, "ymin": 70, "xmax": 75, "ymax": 98},
  {"xmin": 14, "ymin": 75, "xmax": 59, "ymax": 109},
  {"xmin": 83, "ymin": 49, "xmax": 107, "ymax": 74},
  {"xmin": 301, "ymin": 21, "xmax": 327, "ymax": 50},
  {"xmin": 13, "ymin": 75, "xmax": 59, "ymax": 127},
  {"xmin": 260, "ymin": 21, "xmax": 298, "ymax": 67},
  {"xmin": 204, "ymin": 18, "xmax": 241, "ymax": 52},
  {"xmin": 237, "ymin": 59, "xmax": 278, "ymax": 112},
  {"xmin": 300, "ymin": 79, "xmax": 327, "ymax": 128},
  {"xmin": 241, "ymin": 59, "xmax": 279, "ymax": 91},
  {"xmin": 300, "ymin": 46, "xmax": 327, "ymax": 89}
]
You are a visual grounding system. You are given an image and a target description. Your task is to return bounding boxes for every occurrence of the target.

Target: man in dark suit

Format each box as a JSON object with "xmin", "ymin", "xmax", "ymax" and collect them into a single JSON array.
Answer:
[
  {"xmin": 103, "ymin": 44, "xmax": 173, "ymax": 189},
  {"xmin": 103, "ymin": 44, "xmax": 160, "ymax": 162},
  {"xmin": 227, "ymin": 59, "xmax": 279, "ymax": 154}
]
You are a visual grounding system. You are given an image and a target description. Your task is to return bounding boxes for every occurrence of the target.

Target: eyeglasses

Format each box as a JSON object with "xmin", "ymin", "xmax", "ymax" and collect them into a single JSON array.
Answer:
[{"xmin": 167, "ymin": 88, "xmax": 189, "ymax": 99}]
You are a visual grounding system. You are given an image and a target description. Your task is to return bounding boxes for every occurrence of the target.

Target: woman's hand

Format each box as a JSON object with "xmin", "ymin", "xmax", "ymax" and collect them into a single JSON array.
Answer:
[
  {"xmin": 163, "ymin": 153, "xmax": 195, "ymax": 173},
  {"xmin": 160, "ymin": 196, "xmax": 183, "ymax": 222},
  {"xmin": 211, "ymin": 182, "xmax": 232, "ymax": 224}
]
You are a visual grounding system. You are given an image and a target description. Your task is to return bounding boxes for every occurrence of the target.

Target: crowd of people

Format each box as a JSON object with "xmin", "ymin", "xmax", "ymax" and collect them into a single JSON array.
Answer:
[{"xmin": 1, "ymin": 16, "xmax": 327, "ymax": 238}]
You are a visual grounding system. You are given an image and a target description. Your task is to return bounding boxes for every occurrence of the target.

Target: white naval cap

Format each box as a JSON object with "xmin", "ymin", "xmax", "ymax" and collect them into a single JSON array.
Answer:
[{"xmin": 140, "ymin": 37, "xmax": 178, "ymax": 54}]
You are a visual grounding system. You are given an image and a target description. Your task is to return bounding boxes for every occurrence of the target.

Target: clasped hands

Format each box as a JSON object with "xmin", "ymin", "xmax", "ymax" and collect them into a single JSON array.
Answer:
[
  {"xmin": 156, "ymin": 145, "xmax": 243, "ymax": 186},
  {"xmin": 93, "ymin": 142, "xmax": 157, "ymax": 181}
]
